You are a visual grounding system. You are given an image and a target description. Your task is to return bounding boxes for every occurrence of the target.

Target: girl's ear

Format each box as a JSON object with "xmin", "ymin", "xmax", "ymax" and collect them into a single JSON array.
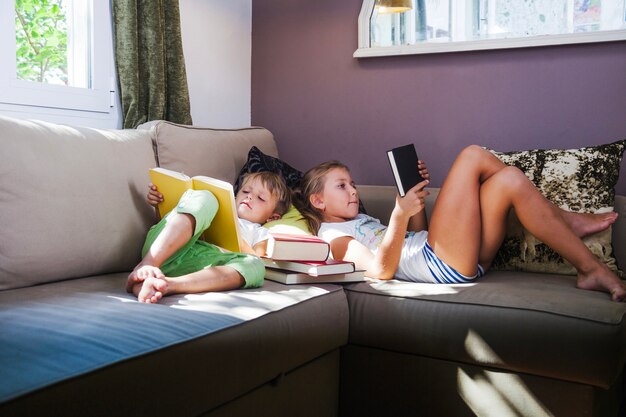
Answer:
[{"xmin": 309, "ymin": 193, "xmax": 325, "ymax": 210}]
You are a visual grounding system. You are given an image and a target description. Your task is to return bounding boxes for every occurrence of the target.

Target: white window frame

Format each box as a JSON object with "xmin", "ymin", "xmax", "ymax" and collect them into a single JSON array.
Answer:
[
  {"xmin": 355, "ymin": 0, "xmax": 626, "ymax": 58},
  {"xmin": 0, "ymin": 0, "xmax": 113, "ymax": 114}
]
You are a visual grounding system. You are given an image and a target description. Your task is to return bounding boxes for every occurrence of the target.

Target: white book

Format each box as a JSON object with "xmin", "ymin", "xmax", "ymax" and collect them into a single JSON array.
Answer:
[{"xmin": 264, "ymin": 268, "xmax": 366, "ymax": 285}]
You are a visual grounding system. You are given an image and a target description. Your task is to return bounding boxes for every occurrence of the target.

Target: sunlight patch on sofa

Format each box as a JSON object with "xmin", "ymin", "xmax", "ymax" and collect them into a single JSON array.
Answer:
[
  {"xmin": 162, "ymin": 287, "xmax": 332, "ymax": 319},
  {"xmin": 369, "ymin": 279, "xmax": 475, "ymax": 296},
  {"xmin": 459, "ymin": 329, "xmax": 553, "ymax": 417}
]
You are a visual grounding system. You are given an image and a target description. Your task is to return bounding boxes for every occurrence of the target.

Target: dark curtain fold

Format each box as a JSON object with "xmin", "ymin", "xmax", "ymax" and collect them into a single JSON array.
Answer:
[{"xmin": 112, "ymin": 0, "xmax": 192, "ymax": 128}]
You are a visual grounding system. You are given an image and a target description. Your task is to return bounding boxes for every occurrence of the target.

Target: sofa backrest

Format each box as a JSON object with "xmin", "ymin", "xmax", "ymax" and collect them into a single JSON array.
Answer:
[
  {"xmin": 138, "ymin": 121, "xmax": 278, "ymax": 185},
  {"xmin": 0, "ymin": 117, "xmax": 279, "ymax": 291},
  {"xmin": 0, "ymin": 116, "xmax": 156, "ymax": 290},
  {"xmin": 357, "ymin": 185, "xmax": 626, "ymax": 273}
]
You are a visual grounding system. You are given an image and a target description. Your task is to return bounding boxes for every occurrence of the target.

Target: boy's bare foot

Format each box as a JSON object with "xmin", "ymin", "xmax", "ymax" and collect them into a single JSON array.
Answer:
[
  {"xmin": 562, "ymin": 211, "xmax": 618, "ymax": 238},
  {"xmin": 126, "ymin": 264, "xmax": 165, "ymax": 293},
  {"xmin": 137, "ymin": 277, "xmax": 170, "ymax": 304},
  {"xmin": 576, "ymin": 264, "xmax": 626, "ymax": 302}
]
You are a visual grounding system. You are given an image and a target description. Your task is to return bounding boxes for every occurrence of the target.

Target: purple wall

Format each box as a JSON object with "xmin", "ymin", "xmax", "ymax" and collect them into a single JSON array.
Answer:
[{"xmin": 252, "ymin": 0, "xmax": 626, "ymax": 195}]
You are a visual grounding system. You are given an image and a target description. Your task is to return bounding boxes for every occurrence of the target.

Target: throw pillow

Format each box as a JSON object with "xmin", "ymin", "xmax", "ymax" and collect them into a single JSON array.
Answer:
[
  {"xmin": 234, "ymin": 146, "xmax": 303, "ymax": 194},
  {"xmin": 489, "ymin": 139, "xmax": 625, "ymax": 277},
  {"xmin": 263, "ymin": 204, "xmax": 312, "ymax": 235}
]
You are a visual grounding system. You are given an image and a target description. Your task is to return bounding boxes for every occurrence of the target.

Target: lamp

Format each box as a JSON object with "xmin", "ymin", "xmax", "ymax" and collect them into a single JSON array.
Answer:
[{"xmin": 375, "ymin": 0, "xmax": 413, "ymax": 14}]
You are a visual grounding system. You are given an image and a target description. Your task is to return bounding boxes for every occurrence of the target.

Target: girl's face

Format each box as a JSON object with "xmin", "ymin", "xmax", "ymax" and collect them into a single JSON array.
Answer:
[
  {"xmin": 236, "ymin": 177, "xmax": 280, "ymax": 224},
  {"xmin": 313, "ymin": 168, "xmax": 359, "ymax": 222}
]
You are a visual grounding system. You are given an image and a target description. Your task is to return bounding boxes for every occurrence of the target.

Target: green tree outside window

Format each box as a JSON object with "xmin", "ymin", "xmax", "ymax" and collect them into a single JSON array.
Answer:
[{"xmin": 15, "ymin": 0, "xmax": 68, "ymax": 85}]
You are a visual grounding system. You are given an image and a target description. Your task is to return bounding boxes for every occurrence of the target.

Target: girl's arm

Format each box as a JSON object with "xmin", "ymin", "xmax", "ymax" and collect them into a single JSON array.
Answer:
[
  {"xmin": 329, "ymin": 183, "xmax": 427, "ymax": 279},
  {"xmin": 328, "ymin": 207, "xmax": 410, "ymax": 279}
]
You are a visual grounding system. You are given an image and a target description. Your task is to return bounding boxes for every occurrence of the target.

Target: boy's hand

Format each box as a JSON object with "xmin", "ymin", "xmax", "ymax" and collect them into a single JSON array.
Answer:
[{"xmin": 147, "ymin": 183, "xmax": 163, "ymax": 207}]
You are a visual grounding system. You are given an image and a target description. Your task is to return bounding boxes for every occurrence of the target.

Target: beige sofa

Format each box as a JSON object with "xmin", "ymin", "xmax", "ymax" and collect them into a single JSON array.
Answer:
[{"xmin": 0, "ymin": 115, "xmax": 624, "ymax": 417}]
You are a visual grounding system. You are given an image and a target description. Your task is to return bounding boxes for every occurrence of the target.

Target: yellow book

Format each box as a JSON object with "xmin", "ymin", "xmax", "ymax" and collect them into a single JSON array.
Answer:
[{"xmin": 149, "ymin": 167, "xmax": 241, "ymax": 253}]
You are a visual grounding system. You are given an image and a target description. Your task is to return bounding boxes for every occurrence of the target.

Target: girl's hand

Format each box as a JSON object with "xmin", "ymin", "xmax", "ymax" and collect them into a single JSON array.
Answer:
[
  {"xmin": 394, "ymin": 179, "xmax": 430, "ymax": 219},
  {"xmin": 418, "ymin": 159, "xmax": 430, "ymax": 181},
  {"xmin": 147, "ymin": 183, "xmax": 163, "ymax": 207}
]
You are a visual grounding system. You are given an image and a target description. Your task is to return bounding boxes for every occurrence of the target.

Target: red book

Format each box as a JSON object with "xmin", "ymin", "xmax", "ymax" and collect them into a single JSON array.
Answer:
[
  {"xmin": 262, "ymin": 258, "xmax": 355, "ymax": 276},
  {"xmin": 266, "ymin": 233, "xmax": 330, "ymax": 262}
]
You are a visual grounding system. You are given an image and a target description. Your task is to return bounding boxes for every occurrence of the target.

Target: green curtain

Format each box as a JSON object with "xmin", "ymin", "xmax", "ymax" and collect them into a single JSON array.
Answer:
[{"xmin": 112, "ymin": 0, "xmax": 192, "ymax": 128}]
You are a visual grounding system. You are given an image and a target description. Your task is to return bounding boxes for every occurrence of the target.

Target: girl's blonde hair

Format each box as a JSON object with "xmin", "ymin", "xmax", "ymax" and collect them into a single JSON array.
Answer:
[
  {"xmin": 293, "ymin": 160, "xmax": 351, "ymax": 234},
  {"xmin": 240, "ymin": 172, "xmax": 291, "ymax": 216}
]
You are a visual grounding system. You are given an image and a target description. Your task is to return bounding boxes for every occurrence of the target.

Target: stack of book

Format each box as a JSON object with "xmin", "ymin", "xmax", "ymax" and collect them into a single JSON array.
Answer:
[{"xmin": 263, "ymin": 233, "xmax": 365, "ymax": 284}]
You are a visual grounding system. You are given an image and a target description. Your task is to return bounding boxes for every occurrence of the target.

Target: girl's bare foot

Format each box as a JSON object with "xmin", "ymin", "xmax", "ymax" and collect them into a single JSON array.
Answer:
[
  {"xmin": 576, "ymin": 264, "xmax": 626, "ymax": 302},
  {"xmin": 562, "ymin": 211, "xmax": 618, "ymax": 238},
  {"xmin": 137, "ymin": 277, "xmax": 169, "ymax": 304}
]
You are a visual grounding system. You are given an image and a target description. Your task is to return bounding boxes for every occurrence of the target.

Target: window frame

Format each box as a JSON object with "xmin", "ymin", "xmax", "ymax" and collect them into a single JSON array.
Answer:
[
  {"xmin": 0, "ymin": 0, "xmax": 113, "ymax": 114},
  {"xmin": 355, "ymin": 0, "xmax": 626, "ymax": 58}
]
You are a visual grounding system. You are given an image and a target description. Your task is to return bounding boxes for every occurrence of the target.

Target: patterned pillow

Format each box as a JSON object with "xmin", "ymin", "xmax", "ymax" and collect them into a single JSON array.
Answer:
[{"xmin": 490, "ymin": 139, "xmax": 625, "ymax": 277}]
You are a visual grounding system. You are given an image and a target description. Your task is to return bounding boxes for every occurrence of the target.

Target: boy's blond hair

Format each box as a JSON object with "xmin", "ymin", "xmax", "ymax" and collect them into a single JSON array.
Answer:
[{"xmin": 240, "ymin": 172, "xmax": 291, "ymax": 216}]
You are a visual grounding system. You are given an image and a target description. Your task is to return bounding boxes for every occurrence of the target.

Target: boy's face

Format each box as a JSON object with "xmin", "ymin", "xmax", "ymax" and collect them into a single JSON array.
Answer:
[{"xmin": 236, "ymin": 177, "xmax": 281, "ymax": 224}]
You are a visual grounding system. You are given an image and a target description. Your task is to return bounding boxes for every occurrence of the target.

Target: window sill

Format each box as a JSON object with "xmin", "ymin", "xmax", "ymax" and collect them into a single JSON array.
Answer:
[{"xmin": 354, "ymin": 29, "xmax": 626, "ymax": 58}]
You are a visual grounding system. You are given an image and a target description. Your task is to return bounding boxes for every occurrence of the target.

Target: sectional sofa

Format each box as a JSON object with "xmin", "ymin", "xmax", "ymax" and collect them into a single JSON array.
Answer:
[{"xmin": 0, "ymin": 115, "xmax": 624, "ymax": 417}]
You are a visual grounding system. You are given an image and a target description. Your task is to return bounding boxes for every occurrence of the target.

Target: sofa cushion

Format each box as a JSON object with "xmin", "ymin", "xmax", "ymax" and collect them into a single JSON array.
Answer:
[
  {"xmin": 0, "ymin": 274, "xmax": 348, "ymax": 415},
  {"xmin": 344, "ymin": 274, "xmax": 626, "ymax": 389},
  {"xmin": 0, "ymin": 116, "xmax": 156, "ymax": 290},
  {"xmin": 139, "ymin": 121, "xmax": 278, "ymax": 186},
  {"xmin": 490, "ymin": 140, "xmax": 626, "ymax": 276}
]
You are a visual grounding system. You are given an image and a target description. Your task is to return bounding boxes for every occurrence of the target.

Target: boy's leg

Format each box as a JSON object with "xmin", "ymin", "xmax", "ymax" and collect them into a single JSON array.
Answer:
[
  {"xmin": 128, "ymin": 190, "xmax": 219, "ymax": 293},
  {"xmin": 135, "ymin": 249, "xmax": 265, "ymax": 303},
  {"xmin": 135, "ymin": 265, "xmax": 245, "ymax": 303}
]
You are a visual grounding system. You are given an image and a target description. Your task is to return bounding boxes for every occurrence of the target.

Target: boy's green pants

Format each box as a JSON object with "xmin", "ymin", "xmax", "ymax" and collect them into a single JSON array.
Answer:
[{"xmin": 142, "ymin": 189, "xmax": 264, "ymax": 289}]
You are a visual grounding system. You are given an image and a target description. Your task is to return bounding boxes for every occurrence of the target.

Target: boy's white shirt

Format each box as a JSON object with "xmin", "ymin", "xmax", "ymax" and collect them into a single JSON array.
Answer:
[{"xmin": 238, "ymin": 218, "xmax": 270, "ymax": 247}]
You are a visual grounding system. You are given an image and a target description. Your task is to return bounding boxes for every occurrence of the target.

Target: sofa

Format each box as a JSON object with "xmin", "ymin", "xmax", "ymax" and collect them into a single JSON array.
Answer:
[{"xmin": 0, "ymin": 115, "xmax": 624, "ymax": 417}]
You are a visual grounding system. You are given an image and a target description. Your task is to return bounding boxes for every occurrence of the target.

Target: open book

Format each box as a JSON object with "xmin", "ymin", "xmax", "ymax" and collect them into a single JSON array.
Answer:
[{"xmin": 149, "ymin": 167, "xmax": 241, "ymax": 253}]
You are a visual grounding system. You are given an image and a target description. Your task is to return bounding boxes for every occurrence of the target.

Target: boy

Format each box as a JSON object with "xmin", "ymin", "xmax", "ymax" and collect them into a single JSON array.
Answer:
[{"xmin": 127, "ymin": 172, "xmax": 291, "ymax": 304}]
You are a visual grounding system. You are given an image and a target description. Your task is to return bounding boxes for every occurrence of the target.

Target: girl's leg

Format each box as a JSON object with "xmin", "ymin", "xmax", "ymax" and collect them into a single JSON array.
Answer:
[
  {"xmin": 427, "ymin": 145, "xmax": 509, "ymax": 276},
  {"xmin": 429, "ymin": 145, "xmax": 624, "ymax": 301},
  {"xmin": 477, "ymin": 167, "xmax": 624, "ymax": 300}
]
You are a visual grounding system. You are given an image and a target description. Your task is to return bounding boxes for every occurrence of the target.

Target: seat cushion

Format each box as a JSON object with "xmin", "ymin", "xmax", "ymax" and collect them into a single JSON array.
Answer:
[
  {"xmin": 344, "ymin": 272, "xmax": 626, "ymax": 389},
  {"xmin": 0, "ymin": 275, "xmax": 348, "ymax": 415}
]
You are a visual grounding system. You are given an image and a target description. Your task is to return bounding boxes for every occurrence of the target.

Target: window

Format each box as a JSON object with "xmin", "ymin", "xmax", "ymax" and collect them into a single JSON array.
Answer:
[
  {"xmin": 356, "ymin": 0, "xmax": 626, "ymax": 57},
  {"xmin": 0, "ymin": 0, "xmax": 113, "ymax": 113}
]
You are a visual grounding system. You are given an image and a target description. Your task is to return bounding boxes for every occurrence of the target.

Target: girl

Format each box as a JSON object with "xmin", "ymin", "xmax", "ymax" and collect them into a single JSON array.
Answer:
[{"xmin": 295, "ymin": 145, "xmax": 626, "ymax": 302}]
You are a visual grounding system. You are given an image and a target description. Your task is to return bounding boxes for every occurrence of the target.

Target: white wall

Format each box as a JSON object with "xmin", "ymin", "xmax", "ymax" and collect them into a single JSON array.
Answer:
[
  {"xmin": 180, "ymin": 0, "xmax": 252, "ymax": 128},
  {"xmin": 0, "ymin": 1, "xmax": 252, "ymax": 129}
]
